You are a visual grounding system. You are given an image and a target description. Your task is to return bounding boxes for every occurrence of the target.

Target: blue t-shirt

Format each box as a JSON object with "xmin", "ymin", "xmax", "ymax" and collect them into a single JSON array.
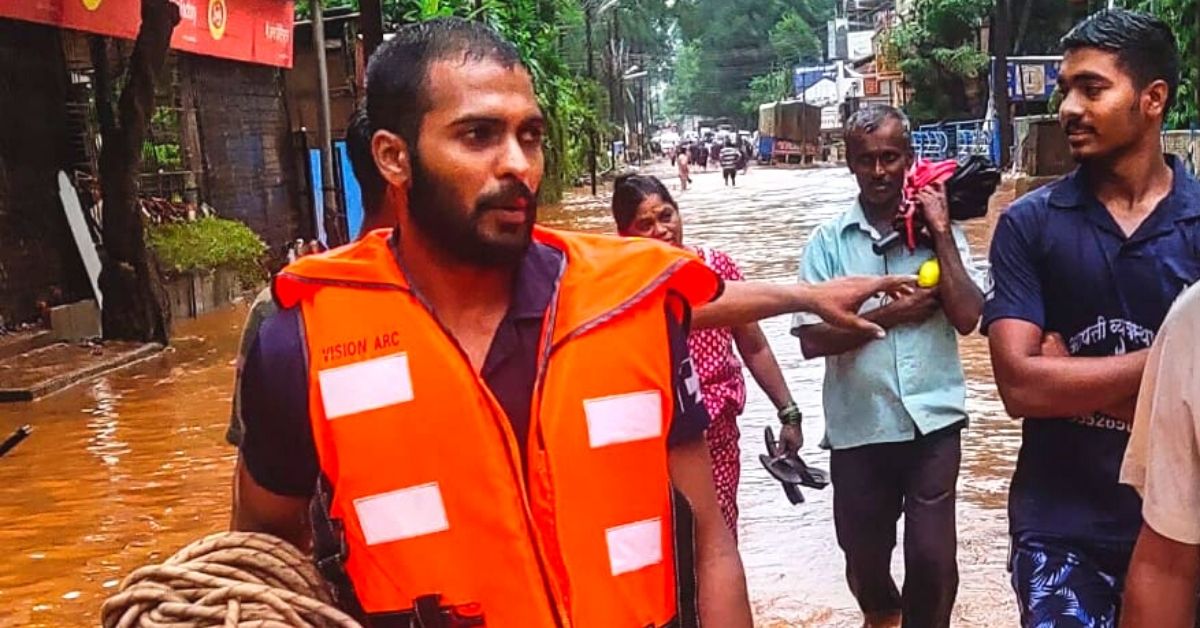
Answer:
[{"xmin": 982, "ymin": 155, "xmax": 1200, "ymax": 543}]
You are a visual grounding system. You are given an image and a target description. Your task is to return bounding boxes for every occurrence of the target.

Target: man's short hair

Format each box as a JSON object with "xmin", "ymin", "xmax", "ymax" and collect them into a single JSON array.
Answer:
[
  {"xmin": 365, "ymin": 18, "xmax": 524, "ymax": 150},
  {"xmin": 844, "ymin": 105, "xmax": 912, "ymax": 148},
  {"xmin": 345, "ymin": 106, "xmax": 384, "ymax": 217},
  {"xmin": 1061, "ymin": 8, "xmax": 1180, "ymax": 112}
]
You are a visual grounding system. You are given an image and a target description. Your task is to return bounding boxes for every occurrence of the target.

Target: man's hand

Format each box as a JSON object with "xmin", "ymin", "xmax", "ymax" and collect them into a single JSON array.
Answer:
[
  {"xmin": 879, "ymin": 287, "xmax": 940, "ymax": 327},
  {"xmin": 1041, "ymin": 332, "xmax": 1070, "ymax": 357},
  {"xmin": 1041, "ymin": 332, "xmax": 1137, "ymax": 421},
  {"xmin": 915, "ymin": 182, "xmax": 952, "ymax": 235},
  {"xmin": 802, "ymin": 275, "xmax": 917, "ymax": 338},
  {"xmin": 779, "ymin": 423, "xmax": 804, "ymax": 455}
]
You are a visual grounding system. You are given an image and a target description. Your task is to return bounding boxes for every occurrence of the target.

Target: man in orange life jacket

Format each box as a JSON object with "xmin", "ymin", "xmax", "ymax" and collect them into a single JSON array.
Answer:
[{"xmin": 232, "ymin": 18, "xmax": 911, "ymax": 627}]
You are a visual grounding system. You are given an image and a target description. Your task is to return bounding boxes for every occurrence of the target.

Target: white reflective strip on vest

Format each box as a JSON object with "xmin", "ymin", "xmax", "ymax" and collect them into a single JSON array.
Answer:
[
  {"xmin": 318, "ymin": 353, "xmax": 414, "ymax": 420},
  {"xmin": 605, "ymin": 518, "xmax": 663, "ymax": 576},
  {"xmin": 584, "ymin": 390, "xmax": 663, "ymax": 448},
  {"xmin": 354, "ymin": 483, "xmax": 450, "ymax": 546}
]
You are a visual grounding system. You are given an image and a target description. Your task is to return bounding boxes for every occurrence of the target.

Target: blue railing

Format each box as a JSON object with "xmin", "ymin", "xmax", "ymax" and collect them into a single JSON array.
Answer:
[
  {"xmin": 914, "ymin": 120, "xmax": 994, "ymax": 162},
  {"xmin": 911, "ymin": 130, "xmax": 949, "ymax": 160}
]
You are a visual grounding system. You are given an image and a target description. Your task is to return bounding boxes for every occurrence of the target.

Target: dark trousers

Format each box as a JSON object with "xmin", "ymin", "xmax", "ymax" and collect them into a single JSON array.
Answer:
[
  {"xmin": 831, "ymin": 425, "xmax": 962, "ymax": 628},
  {"xmin": 722, "ymin": 168, "xmax": 737, "ymax": 186}
]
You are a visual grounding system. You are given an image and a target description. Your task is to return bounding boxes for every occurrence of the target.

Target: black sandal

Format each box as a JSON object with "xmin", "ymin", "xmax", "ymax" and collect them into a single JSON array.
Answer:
[{"xmin": 759, "ymin": 426, "xmax": 830, "ymax": 505}]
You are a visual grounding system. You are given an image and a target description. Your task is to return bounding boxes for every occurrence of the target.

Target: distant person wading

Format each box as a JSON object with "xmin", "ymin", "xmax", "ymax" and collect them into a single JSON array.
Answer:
[{"xmin": 719, "ymin": 139, "xmax": 741, "ymax": 187}]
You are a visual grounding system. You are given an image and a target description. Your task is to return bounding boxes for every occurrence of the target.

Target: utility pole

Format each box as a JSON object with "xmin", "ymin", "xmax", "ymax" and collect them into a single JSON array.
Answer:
[
  {"xmin": 586, "ymin": 5, "xmax": 597, "ymax": 195},
  {"xmin": 992, "ymin": 0, "xmax": 1013, "ymax": 169},
  {"xmin": 637, "ymin": 79, "xmax": 645, "ymax": 164},
  {"xmin": 312, "ymin": 0, "xmax": 343, "ymax": 245},
  {"xmin": 647, "ymin": 76, "xmax": 654, "ymax": 131},
  {"xmin": 614, "ymin": 10, "xmax": 625, "ymax": 157}
]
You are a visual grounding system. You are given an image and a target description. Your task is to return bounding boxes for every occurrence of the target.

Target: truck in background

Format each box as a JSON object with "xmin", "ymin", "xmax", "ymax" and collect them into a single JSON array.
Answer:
[{"xmin": 758, "ymin": 100, "xmax": 823, "ymax": 164}]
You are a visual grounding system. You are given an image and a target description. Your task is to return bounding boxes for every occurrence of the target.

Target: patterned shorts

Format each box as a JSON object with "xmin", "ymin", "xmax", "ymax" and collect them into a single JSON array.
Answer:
[{"xmin": 1009, "ymin": 534, "xmax": 1134, "ymax": 628}]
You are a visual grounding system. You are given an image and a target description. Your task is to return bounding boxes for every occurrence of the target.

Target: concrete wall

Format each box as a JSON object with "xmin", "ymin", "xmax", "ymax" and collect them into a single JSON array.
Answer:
[
  {"xmin": 189, "ymin": 55, "xmax": 306, "ymax": 257},
  {"xmin": 1014, "ymin": 116, "xmax": 1073, "ymax": 177},
  {"xmin": 1163, "ymin": 130, "xmax": 1200, "ymax": 172},
  {"xmin": 0, "ymin": 20, "xmax": 90, "ymax": 326}
]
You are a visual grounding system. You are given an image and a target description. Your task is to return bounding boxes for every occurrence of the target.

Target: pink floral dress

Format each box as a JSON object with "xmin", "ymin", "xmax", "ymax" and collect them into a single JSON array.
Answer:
[{"xmin": 687, "ymin": 246, "xmax": 747, "ymax": 537}]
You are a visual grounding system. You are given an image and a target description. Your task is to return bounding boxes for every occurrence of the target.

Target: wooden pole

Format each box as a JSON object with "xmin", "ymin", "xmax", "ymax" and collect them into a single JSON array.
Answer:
[
  {"xmin": 992, "ymin": 0, "xmax": 1013, "ymax": 169},
  {"xmin": 312, "ymin": 0, "xmax": 344, "ymax": 245},
  {"xmin": 586, "ymin": 6, "xmax": 597, "ymax": 196}
]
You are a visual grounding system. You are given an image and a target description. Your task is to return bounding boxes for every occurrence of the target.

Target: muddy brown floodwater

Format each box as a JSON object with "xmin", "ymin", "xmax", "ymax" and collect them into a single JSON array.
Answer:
[{"xmin": 0, "ymin": 166, "xmax": 1021, "ymax": 627}]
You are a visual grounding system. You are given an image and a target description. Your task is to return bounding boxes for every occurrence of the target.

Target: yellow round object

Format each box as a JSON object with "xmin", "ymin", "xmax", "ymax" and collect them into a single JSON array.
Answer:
[{"xmin": 918, "ymin": 258, "xmax": 941, "ymax": 288}]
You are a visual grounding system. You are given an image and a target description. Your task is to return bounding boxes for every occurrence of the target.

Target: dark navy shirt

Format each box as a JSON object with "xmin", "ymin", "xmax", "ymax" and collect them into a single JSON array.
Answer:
[
  {"xmin": 239, "ymin": 242, "xmax": 712, "ymax": 497},
  {"xmin": 983, "ymin": 155, "xmax": 1200, "ymax": 543}
]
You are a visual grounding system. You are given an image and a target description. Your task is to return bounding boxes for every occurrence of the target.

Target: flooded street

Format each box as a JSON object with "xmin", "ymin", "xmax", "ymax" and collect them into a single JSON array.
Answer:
[{"xmin": 0, "ymin": 165, "xmax": 1020, "ymax": 626}]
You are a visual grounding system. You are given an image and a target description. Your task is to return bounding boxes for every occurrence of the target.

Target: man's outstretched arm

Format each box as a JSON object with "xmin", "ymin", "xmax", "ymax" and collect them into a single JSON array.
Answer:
[{"xmin": 693, "ymin": 275, "xmax": 915, "ymax": 336}]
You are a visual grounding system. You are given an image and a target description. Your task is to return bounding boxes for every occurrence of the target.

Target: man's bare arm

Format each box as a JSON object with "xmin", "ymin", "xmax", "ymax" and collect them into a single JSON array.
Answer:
[
  {"xmin": 668, "ymin": 439, "xmax": 752, "ymax": 628},
  {"xmin": 693, "ymin": 275, "xmax": 915, "ymax": 335},
  {"xmin": 929, "ymin": 230, "xmax": 983, "ymax": 335},
  {"xmin": 915, "ymin": 183, "xmax": 983, "ymax": 335},
  {"xmin": 231, "ymin": 457, "xmax": 312, "ymax": 552},
  {"xmin": 797, "ymin": 288, "xmax": 939, "ymax": 358},
  {"xmin": 1121, "ymin": 524, "xmax": 1200, "ymax": 628},
  {"xmin": 988, "ymin": 318, "xmax": 1147, "ymax": 420}
]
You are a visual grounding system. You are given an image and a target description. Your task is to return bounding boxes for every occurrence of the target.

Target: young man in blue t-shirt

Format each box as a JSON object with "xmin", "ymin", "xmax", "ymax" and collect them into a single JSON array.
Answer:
[{"xmin": 984, "ymin": 10, "xmax": 1200, "ymax": 627}]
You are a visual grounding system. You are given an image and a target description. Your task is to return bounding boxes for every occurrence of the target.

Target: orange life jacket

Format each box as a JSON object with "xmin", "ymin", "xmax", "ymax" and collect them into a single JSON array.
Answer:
[{"xmin": 274, "ymin": 226, "xmax": 719, "ymax": 627}]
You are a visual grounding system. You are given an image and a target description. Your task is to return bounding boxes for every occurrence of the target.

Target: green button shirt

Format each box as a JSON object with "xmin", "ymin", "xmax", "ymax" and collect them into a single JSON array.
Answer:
[{"xmin": 791, "ymin": 201, "xmax": 982, "ymax": 450}]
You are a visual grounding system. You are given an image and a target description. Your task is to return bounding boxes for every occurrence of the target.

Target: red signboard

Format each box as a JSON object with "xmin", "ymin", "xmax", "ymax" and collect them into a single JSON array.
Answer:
[
  {"xmin": 0, "ymin": 0, "xmax": 293, "ymax": 68},
  {"xmin": 171, "ymin": 0, "xmax": 294, "ymax": 68},
  {"xmin": 4, "ymin": 0, "xmax": 141, "ymax": 39}
]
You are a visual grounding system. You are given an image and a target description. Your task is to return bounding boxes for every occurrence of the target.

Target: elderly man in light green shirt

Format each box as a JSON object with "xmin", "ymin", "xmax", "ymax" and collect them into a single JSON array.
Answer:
[{"xmin": 789, "ymin": 105, "xmax": 985, "ymax": 628}]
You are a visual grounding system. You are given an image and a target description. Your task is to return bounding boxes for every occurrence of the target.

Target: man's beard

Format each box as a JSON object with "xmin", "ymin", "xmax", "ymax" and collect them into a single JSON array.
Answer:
[{"xmin": 406, "ymin": 153, "xmax": 538, "ymax": 268}]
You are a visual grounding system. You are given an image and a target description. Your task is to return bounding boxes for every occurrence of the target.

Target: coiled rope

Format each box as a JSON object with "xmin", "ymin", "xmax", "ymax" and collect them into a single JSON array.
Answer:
[{"xmin": 101, "ymin": 531, "xmax": 363, "ymax": 628}]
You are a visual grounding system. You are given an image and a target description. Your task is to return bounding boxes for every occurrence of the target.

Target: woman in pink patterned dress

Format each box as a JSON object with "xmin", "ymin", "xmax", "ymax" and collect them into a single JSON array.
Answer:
[{"xmin": 611, "ymin": 175, "xmax": 803, "ymax": 539}]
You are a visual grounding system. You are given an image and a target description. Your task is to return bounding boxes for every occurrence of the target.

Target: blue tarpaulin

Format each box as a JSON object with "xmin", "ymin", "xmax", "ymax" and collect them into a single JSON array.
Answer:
[{"xmin": 336, "ymin": 141, "xmax": 365, "ymax": 240}]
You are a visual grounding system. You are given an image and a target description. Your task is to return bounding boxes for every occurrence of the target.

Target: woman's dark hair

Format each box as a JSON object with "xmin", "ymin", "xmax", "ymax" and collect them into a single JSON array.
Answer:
[
  {"xmin": 612, "ymin": 174, "xmax": 677, "ymax": 232},
  {"xmin": 1061, "ymin": 8, "xmax": 1180, "ymax": 112}
]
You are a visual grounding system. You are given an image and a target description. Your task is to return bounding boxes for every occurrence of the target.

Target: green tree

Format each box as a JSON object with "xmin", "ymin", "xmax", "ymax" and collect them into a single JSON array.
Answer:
[
  {"xmin": 770, "ymin": 11, "xmax": 822, "ymax": 66},
  {"xmin": 743, "ymin": 67, "xmax": 791, "ymax": 115},
  {"xmin": 668, "ymin": 0, "xmax": 834, "ymax": 122},
  {"xmin": 885, "ymin": 0, "xmax": 992, "ymax": 123},
  {"xmin": 665, "ymin": 42, "xmax": 705, "ymax": 116}
]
